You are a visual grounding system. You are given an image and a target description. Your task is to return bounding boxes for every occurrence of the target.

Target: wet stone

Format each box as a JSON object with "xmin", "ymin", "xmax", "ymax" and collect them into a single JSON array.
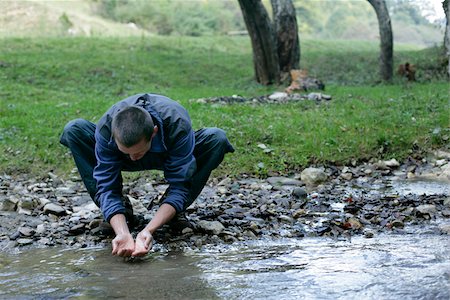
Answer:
[
  {"xmin": 16, "ymin": 238, "xmax": 33, "ymax": 246},
  {"xmin": 43, "ymin": 203, "xmax": 66, "ymax": 216}
]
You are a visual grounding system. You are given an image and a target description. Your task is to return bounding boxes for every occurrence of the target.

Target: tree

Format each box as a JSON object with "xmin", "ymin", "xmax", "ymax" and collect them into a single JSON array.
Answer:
[
  {"xmin": 367, "ymin": 0, "xmax": 393, "ymax": 81},
  {"xmin": 238, "ymin": 0, "xmax": 300, "ymax": 85},
  {"xmin": 271, "ymin": 0, "xmax": 300, "ymax": 74},
  {"xmin": 444, "ymin": 0, "xmax": 450, "ymax": 77}
]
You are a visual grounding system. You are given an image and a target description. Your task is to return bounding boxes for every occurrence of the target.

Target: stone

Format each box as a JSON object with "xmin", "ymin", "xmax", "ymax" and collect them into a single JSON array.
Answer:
[
  {"xmin": 181, "ymin": 227, "xmax": 193, "ymax": 235},
  {"xmin": 69, "ymin": 224, "xmax": 86, "ymax": 235},
  {"xmin": 39, "ymin": 197, "xmax": 51, "ymax": 206},
  {"xmin": 292, "ymin": 209, "xmax": 306, "ymax": 218},
  {"xmin": 415, "ymin": 204, "xmax": 437, "ymax": 215},
  {"xmin": 341, "ymin": 173, "xmax": 353, "ymax": 180},
  {"xmin": 197, "ymin": 220, "xmax": 225, "ymax": 235},
  {"xmin": 384, "ymin": 159, "xmax": 400, "ymax": 168},
  {"xmin": 438, "ymin": 224, "xmax": 450, "ymax": 234},
  {"xmin": 436, "ymin": 159, "xmax": 447, "ymax": 167},
  {"xmin": 300, "ymin": 167, "xmax": 328, "ymax": 185},
  {"xmin": 344, "ymin": 218, "xmax": 362, "ymax": 230},
  {"xmin": 279, "ymin": 215, "xmax": 293, "ymax": 223},
  {"xmin": 440, "ymin": 163, "xmax": 450, "ymax": 181},
  {"xmin": 267, "ymin": 177, "xmax": 302, "ymax": 186},
  {"xmin": 292, "ymin": 187, "xmax": 308, "ymax": 199},
  {"xmin": 268, "ymin": 92, "xmax": 288, "ymax": 101},
  {"xmin": 0, "ymin": 198, "xmax": 17, "ymax": 211},
  {"xmin": 18, "ymin": 198, "xmax": 36, "ymax": 210},
  {"xmin": 363, "ymin": 229, "xmax": 375, "ymax": 238},
  {"xmin": 36, "ymin": 224, "xmax": 46, "ymax": 235},
  {"xmin": 391, "ymin": 219, "xmax": 404, "ymax": 228},
  {"xmin": 16, "ymin": 238, "xmax": 33, "ymax": 246},
  {"xmin": 43, "ymin": 203, "xmax": 66, "ymax": 216},
  {"xmin": 18, "ymin": 227, "xmax": 34, "ymax": 237}
]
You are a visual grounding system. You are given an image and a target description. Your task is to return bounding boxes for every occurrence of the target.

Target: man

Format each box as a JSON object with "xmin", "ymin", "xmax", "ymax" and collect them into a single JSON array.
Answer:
[{"xmin": 60, "ymin": 93, "xmax": 234, "ymax": 257}]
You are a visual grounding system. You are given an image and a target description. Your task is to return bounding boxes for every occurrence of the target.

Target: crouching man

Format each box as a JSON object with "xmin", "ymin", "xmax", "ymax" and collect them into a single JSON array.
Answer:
[{"xmin": 60, "ymin": 93, "xmax": 234, "ymax": 257}]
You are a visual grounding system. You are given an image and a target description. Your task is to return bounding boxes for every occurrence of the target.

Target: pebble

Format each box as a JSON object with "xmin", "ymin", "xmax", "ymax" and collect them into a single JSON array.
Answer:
[
  {"xmin": 43, "ymin": 203, "xmax": 66, "ymax": 216},
  {"xmin": 0, "ymin": 155, "xmax": 449, "ymax": 250}
]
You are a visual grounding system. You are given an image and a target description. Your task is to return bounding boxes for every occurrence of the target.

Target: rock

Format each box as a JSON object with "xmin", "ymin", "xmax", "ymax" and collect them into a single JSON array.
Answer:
[
  {"xmin": 436, "ymin": 159, "xmax": 447, "ymax": 167},
  {"xmin": 268, "ymin": 92, "xmax": 288, "ymax": 101},
  {"xmin": 438, "ymin": 224, "xmax": 450, "ymax": 234},
  {"xmin": 0, "ymin": 198, "xmax": 17, "ymax": 211},
  {"xmin": 292, "ymin": 209, "xmax": 306, "ymax": 218},
  {"xmin": 307, "ymin": 93, "xmax": 331, "ymax": 101},
  {"xmin": 197, "ymin": 220, "xmax": 225, "ymax": 235},
  {"xmin": 43, "ymin": 203, "xmax": 66, "ymax": 216},
  {"xmin": 384, "ymin": 159, "xmax": 400, "ymax": 168},
  {"xmin": 344, "ymin": 218, "xmax": 362, "ymax": 230},
  {"xmin": 391, "ymin": 219, "xmax": 404, "ymax": 228},
  {"xmin": 181, "ymin": 227, "xmax": 193, "ymax": 235},
  {"xmin": 434, "ymin": 150, "xmax": 450, "ymax": 159},
  {"xmin": 17, "ymin": 208, "xmax": 32, "ymax": 215},
  {"xmin": 341, "ymin": 173, "xmax": 353, "ymax": 180},
  {"xmin": 292, "ymin": 187, "xmax": 307, "ymax": 199},
  {"xmin": 300, "ymin": 167, "xmax": 328, "ymax": 185},
  {"xmin": 267, "ymin": 177, "xmax": 302, "ymax": 186},
  {"xmin": 16, "ymin": 238, "xmax": 33, "ymax": 246},
  {"xmin": 415, "ymin": 204, "xmax": 437, "ymax": 215},
  {"xmin": 36, "ymin": 224, "xmax": 46, "ymax": 235},
  {"xmin": 440, "ymin": 163, "xmax": 450, "ymax": 181},
  {"xmin": 18, "ymin": 227, "xmax": 34, "ymax": 237},
  {"xmin": 279, "ymin": 215, "xmax": 293, "ymax": 223},
  {"xmin": 69, "ymin": 224, "xmax": 86, "ymax": 235},
  {"xmin": 363, "ymin": 229, "xmax": 375, "ymax": 238},
  {"xmin": 39, "ymin": 197, "xmax": 51, "ymax": 206},
  {"xmin": 444, "ymin": 197, "xmax": 450, "ymax": 207},
  {"xmin": 18, "ymin": 198, "xmax": 36, "ymax": 211}
]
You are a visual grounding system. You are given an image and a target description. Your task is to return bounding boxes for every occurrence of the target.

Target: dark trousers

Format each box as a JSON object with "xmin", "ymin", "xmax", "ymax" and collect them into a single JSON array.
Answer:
[{"xmin": 60, "ymin": 118, "xmax": 234, "ymax": 211}]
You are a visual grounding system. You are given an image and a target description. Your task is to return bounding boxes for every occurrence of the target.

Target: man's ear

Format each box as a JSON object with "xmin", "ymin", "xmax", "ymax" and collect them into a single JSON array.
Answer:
[{"xmin": 151, "ymin": 125, "xmax": 158, "ymax": 138}]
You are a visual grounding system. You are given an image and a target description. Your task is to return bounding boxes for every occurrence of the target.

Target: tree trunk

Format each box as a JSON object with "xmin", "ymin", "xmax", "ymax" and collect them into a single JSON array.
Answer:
[
  {"xmin": 271, "ymin": 0, "xmax": 300, "ymax": 75},
  {"xmin": 368, "ymin": 0, "xmax": 393, "ymax": 82},
  {"xmin": 444, "ymin": 0, "xmax": 449, "ymax": 78},
  {"xmin": 238, "ymin": 0, "xmax": 280, "ymax": 85}
]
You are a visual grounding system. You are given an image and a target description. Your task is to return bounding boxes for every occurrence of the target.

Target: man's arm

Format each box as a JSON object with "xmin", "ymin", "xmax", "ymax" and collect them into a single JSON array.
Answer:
[
  {"xmin": 132, "ymin": 204, "xmax": 176, "ymax": 257},
  {"xmin": 110, "ymin": 214, "xmax": 135, "ymax": 257}
]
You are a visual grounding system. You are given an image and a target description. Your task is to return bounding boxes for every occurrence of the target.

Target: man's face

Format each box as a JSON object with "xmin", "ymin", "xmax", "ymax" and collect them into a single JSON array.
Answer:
[{"xmin": 116, "ymin": 137, "xmax": 151, "ymax": 161}]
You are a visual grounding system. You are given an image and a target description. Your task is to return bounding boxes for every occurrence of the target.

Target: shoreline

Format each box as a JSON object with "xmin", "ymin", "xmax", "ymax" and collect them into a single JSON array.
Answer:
[{"xmin": 1, "ymin": 152, "xmax": 449, "ymax": 253}]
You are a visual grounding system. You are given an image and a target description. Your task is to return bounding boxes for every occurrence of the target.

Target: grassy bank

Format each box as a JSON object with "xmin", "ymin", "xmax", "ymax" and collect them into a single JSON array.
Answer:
[{"xmin": 0, "ymin": 36, "xmax": 448, "ymax": 178}]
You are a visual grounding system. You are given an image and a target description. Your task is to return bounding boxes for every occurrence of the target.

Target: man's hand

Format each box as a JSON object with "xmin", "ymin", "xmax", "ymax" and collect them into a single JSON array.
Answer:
[
  {"xmin": 132, "ymin": 230, "xmax": 153, "ymax": 257},
  {"xmin": 111, "ymin": 233, "xmax": 135, "ymax": 257}
]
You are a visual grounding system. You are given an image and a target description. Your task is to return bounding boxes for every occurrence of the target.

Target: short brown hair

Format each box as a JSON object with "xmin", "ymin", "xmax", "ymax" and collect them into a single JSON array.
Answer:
[{"xmin": 111, "ymin": 106, "xmax": 154, "ymax": 147}]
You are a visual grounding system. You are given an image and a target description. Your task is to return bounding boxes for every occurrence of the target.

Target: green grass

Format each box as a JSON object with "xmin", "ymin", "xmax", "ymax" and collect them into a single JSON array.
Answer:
[{"xmin": 0, "ymin": 36, "xmax": 448, "ymax": 178}]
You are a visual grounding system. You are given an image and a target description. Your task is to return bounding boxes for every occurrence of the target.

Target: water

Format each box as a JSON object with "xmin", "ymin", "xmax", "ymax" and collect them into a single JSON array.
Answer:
[
  {"xmin": 1, "ymin": 233, "xmax": 449, "ymax": 300},
  {"xmin": 194, "ymin": 234, "xmax": 450, "ymax": 300},
  {"xmin": 1, "ymin": 179, "xmax": 449, "ymax": 299}
]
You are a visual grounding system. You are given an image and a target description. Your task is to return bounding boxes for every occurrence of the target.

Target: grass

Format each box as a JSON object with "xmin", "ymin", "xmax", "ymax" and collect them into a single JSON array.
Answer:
[{"xmin": 0, "ymin": 36, "xmax": 448, "ymax": 178}]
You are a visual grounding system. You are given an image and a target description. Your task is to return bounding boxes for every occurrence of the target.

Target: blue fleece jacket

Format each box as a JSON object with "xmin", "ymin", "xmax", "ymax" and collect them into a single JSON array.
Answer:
[{"xmin": 93, "ymin": 93, "xmax": 197, "ymax": 222}]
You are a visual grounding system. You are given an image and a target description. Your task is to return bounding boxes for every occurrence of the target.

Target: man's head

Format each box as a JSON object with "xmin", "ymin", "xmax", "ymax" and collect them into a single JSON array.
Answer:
[{"xmin": 112, "ymin": 105, "xmax": 158, "ymax": 161}]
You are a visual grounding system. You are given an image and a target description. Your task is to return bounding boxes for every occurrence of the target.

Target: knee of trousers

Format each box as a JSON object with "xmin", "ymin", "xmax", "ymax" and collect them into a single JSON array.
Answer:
[
  {"xmin": 203, "ymin": 127, "xmax": 234, "ymax": 153},
  {"xmin": 60, "ymin": 118, "xmax": 92, "ymax": 146}
]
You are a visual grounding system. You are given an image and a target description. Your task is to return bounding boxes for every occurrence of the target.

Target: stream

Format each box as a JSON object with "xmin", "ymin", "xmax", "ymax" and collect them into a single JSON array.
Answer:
[
  {"xmin": 0, "ymin": 232, "xmax": 449, "ymax": 299},
  {"xmin": 0, "ymin": 178, "xmax": 449, "ymax": 299}
]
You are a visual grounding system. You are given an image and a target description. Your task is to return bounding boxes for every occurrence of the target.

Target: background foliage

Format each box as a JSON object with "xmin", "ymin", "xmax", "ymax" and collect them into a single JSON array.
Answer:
[{"xmin": 91, "ymin": 0, "xmax": 444, "ymax": 47}]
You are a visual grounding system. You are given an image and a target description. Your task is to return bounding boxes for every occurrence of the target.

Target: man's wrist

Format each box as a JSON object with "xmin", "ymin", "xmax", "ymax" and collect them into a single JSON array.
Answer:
[{"xmin": 110, "ymin": 213, "xmax": 131, "ymax": 235}]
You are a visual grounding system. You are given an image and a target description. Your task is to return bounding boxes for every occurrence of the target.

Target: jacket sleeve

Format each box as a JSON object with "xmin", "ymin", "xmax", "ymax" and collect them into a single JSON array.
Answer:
[
  {"xmin": 161, "ymin": 127, "xmax": 197, "ymax": 212},
  {"xmin": 93, "ymin": 131, "xmax": 125, "ymax": 222}
]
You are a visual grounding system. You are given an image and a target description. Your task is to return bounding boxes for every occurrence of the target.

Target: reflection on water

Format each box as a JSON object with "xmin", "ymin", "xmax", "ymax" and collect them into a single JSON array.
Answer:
[
  {"xmin": 391, "ymin": 178, "xmax": 450, "ymax": 196},
  {"xmin": 1, "ymin": 234, "xmax": 449, "ymax": 300},
  {"xmin": 0, "ymin": 247, "xmax": 218, "ymax": 299},
  {"xmin": 194, "ymin": 234, "xmax": 450, "ymax": 300}
]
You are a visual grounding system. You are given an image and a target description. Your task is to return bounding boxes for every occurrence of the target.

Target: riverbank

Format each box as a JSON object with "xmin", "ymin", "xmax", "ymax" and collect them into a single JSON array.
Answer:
[{"xmin": 1, "ymin": 150, "xmax": 449, "ymax": 253}]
